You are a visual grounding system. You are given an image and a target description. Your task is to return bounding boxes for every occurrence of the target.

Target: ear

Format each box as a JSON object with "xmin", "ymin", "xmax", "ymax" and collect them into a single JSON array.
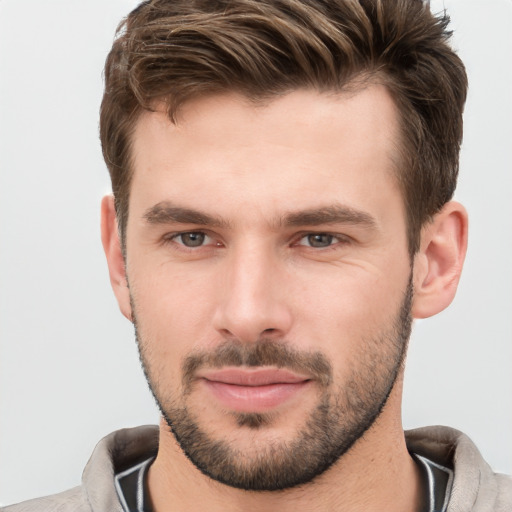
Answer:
[
  {"xmin": 101, "ymin": 195, "xmax": 133, "ymax": 322},
  {"xmin": 411, "ymin": 201, "xmax": 468, "ymax": 319}
]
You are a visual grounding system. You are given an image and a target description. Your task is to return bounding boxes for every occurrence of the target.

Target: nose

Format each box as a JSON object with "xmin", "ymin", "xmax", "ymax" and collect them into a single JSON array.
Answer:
[{"xmin": 213, "ymin": 242, "xmax": 293, "ymax": 343}]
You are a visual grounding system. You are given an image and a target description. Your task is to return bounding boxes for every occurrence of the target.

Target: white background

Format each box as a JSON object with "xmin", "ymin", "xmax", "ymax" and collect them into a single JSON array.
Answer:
[{"xmin": 0, "ymin": 0, "xmax": 511, "ymax": 505}]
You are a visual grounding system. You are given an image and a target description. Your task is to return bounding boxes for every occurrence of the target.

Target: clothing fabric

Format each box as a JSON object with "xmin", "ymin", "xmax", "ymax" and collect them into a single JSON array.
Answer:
[
  {"xmin": 412, "ymin": 453, "xmax": 453, "ymax": 512},
  {"xmin": 115, "ymin": 456, "xmax": 155, "ymax": 512},
  {"xmin": 3, "ymin": 425, "xmax": 511, "ymax": 512}
]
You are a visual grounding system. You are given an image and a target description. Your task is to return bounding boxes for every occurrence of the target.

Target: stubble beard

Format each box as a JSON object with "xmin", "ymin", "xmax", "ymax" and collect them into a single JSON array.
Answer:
[{"xmin": 132, "ymin": 277, "xmax": 413, "ymax": 491}]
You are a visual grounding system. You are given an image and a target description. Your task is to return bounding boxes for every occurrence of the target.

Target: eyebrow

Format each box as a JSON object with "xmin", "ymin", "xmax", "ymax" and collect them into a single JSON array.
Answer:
[
  {"xmin": 143, "ymin": 202, "xmax": 231, "ymax": 228},
  {"xmin": 143, "ymin": 201, "xmax": 376, "ymax": 230},
  {"xmin": 281, "ymin": 205, "xmax": 377, "ymax": 229}
]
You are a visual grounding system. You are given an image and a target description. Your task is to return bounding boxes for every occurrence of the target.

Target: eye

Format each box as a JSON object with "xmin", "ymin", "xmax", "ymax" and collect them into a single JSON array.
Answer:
[
  {"xmin": 298, "ymin": 233, "xmax": 340, "ymax": 248},
  {"xmin": 173, "ymin": 232, "xmax": 211, "ymax": 247}
]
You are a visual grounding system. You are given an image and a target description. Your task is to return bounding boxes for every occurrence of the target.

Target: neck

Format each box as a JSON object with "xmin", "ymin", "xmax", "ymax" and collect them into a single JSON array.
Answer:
[{"xmin": 147, "ymin": 377, "xmax": 424, "ymax": 512}]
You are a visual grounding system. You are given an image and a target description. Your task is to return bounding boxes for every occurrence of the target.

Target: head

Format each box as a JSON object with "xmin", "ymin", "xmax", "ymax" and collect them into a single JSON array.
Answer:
[
  {"xmin": 100, "ymin": 0, "xmax": 468, "ymax": 492},
  {"xmin": 101, "ymin": 0, "xmax": 467, "ymax": 256}
]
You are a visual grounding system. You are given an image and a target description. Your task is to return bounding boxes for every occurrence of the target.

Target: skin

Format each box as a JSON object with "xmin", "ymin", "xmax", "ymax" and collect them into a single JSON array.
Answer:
[{"xmin": 102, "ymin": 86, "xmax": 468, "ymax": 512}]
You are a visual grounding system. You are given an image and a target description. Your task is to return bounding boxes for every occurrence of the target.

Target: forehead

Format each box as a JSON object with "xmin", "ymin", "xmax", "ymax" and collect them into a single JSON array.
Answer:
[
  {"xmin": 135, "ymin": 85, "xmax": 399, "ymax": 153},
  {"xmin": 129, "ymin": 86, "xmax": 403, "ymax": 223}
]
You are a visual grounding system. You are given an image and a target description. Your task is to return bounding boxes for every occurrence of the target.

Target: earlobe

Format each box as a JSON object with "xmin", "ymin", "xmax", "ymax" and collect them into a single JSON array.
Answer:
[
  {"xmin": 100, "ymin": 195, "xmax": 133, "ymax": 322},
  {"xmin": 411, "ymin": 201, "xmax": 468, "ymax": 319}
]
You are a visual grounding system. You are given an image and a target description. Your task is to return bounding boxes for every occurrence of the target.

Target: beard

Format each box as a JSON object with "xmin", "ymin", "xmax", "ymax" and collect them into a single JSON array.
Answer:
[{"xmin": 132, "ymin": 275, "xmax": 413, "ymax": 491}]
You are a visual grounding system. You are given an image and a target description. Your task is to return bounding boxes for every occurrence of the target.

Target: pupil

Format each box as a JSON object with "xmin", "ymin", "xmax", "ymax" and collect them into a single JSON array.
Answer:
[
  {"xmin": 308, "ymin": 234, "xmax": 332, "ymax": 247},
  {"xmin": 182, "ymin": 232, "xmax": 205, "ymax": 247}
]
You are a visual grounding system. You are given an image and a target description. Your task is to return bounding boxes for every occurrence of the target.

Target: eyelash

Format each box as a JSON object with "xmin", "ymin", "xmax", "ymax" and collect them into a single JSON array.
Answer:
[
  {"xmin": 163, "ymin": 231, "xmax": 219, "ymax": 250},
  {"xmin": 162, "ymin": 230, "xmax": 351, "ymax": 251},
  {"xmin": 295, "ymin": 232, "xmax": 349, "ymax": 249}
]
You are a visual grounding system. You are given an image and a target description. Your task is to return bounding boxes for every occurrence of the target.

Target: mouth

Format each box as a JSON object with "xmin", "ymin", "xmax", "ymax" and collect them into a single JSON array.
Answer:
[{"xmin": 198, "ymin": 368, "xmax": 312, "ymax": 413}]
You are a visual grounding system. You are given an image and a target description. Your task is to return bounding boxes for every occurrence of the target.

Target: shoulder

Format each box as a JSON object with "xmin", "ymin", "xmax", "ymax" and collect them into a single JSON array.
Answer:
[
  {"xmin": 2, "ymin": 425, "xmax": 159, "ymax": 512},
  {"xmin": 493, "ymin": 473, "xmax": 512, "ymax": 512},
  {"xmin": 406, "ymin": 425, "xmax": 512, "ymax": 512},
  {"xmin": 1, "ymin": 486, "xmax": 89, "ymax": 512}
]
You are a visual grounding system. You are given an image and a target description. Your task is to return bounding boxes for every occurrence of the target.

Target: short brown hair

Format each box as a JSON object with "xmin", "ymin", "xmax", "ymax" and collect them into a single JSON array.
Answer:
[{"xmin": 100, "ymin": 0, "xmax": 467, "ymax": 254}]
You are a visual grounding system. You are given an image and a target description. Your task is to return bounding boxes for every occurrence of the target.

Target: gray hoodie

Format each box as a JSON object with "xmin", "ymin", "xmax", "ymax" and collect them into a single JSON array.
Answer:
[{"xmin": 3, "ymin": 425, "xmax": 511, "ymax": 512}]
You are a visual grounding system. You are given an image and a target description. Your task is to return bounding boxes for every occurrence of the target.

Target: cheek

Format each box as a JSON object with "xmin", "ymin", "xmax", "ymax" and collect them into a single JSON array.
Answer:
[
  {"xmin": 290, "ymin": 265, "xmax": 408, "ymax": 362},
  {"xmin": 130, "ymin": 264, "xmax": 220, "ymax": 354}
]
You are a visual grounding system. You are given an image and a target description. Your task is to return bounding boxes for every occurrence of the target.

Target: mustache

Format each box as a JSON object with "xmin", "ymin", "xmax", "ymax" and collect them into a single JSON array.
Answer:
[{"xmin": 182, "ymin": 339, "xmax": 333, "ymax": 390}]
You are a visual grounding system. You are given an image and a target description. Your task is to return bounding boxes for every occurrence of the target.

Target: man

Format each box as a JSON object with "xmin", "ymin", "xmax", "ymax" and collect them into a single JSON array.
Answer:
[{"xmin": 3, "ymin": 0, "xmax": 510, "ymax": 511}]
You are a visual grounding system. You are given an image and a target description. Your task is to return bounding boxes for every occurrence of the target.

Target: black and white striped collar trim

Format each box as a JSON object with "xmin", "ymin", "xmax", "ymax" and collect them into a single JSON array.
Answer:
[
  {"xmin": 413, "ymin": 453, "xmax": 454, "ymax": 512},
  {"xmin": 115, "ymin": 456, "xmax": 155, "ymax": 512}
]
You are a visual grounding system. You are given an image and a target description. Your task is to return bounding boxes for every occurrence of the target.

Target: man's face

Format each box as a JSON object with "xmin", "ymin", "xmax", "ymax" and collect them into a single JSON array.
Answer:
[{"xmin": 124, "ymin": 87, "xmax": 413, "ymax": 490}]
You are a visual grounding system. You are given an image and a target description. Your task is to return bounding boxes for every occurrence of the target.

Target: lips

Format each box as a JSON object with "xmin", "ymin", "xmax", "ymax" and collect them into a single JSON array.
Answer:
[
  {"xmin": 201, "ymin": 368, "xmax": 310, "ymax": 386},
  {"xmin": 198, "ymin": 368, "xmax": 311, "ymax": 413}
]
